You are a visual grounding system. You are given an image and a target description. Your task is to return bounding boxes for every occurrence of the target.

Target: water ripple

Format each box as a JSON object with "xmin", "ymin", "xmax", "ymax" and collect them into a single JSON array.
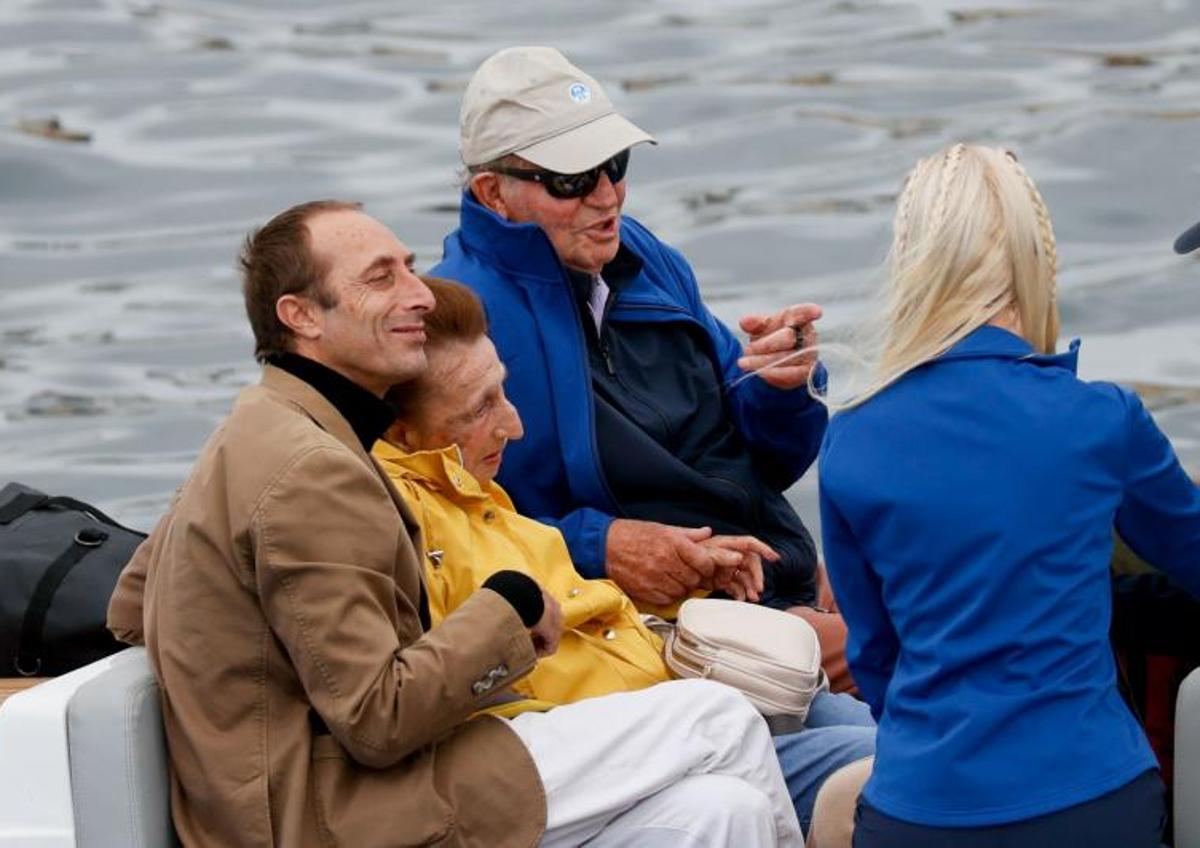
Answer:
[{"xmin": 2, "ymin": 0, "xmax": 1199, "ymax": 529}]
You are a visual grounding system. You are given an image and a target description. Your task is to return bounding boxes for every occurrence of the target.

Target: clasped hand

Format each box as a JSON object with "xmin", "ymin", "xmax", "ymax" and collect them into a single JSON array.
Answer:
[{"xmin": 605, "ymin": 518, "xmax": 778, "ymax": 607}]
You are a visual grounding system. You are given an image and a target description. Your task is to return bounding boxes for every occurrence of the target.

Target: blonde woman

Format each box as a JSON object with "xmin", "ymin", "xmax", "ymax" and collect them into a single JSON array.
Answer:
[{"xmin": 818, "ymin": 144, "xmax": 1200, "ymax": 846}]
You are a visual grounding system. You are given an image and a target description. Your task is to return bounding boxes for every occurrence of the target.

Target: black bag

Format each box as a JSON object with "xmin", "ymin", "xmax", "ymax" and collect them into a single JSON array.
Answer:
[{"xmin": 0, "ymin": 482, "xmax": 146, "ymax": 676}]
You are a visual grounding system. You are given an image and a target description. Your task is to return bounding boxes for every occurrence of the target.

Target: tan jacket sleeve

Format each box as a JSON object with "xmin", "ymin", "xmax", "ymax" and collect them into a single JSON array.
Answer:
[
  {"xmin": 108, "ymin": 499, "xmax": 180, "ymax": 645},
  {"xmin": 253, "ymin": 444, "xmax": 537, "ymax": 769},
  {"xmin": 107, "ymin": 528, "xmax": 164, "ymax": 645}
]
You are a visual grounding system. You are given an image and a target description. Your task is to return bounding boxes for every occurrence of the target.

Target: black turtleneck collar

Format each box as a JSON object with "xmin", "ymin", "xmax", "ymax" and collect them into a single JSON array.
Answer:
[{"xmin": 267, "ymin": 353, "xmax": 395, "ymax": 451}]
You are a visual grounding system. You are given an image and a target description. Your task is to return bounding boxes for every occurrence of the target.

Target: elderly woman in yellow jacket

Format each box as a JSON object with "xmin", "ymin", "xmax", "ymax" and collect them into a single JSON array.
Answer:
[
  {"xmin": 375, "ymin": 436, "xmax": 668, "ymax": 713},
  {"xmin": 376, "ymin": 278, "xmax": 783, "ymax": 710},
  {"xmin": 376, "ymin": 278, "xmax": 684, "ymax": 714}
]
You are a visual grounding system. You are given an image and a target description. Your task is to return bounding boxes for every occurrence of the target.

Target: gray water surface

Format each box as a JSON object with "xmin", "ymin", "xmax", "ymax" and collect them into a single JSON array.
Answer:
[{"xmin": 2, "ymin": 0, "xmax": 1199, "ymax": 534}]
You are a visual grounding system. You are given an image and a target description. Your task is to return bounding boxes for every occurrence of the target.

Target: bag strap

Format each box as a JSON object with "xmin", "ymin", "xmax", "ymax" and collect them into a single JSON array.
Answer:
[
  {"xmin": 0, "ymin": 491, "xmax": 146, "ymax": 538},
  {"xmin": 42, "ymin": 496, "xmax": 146, "ymax": 537},
  {"xmin": 0, "ymin": 492, "xmax": 50, "ymax": 525},
  {"xmin": 14, "ymin": 528, "xmax": 110, "ymax": 676}
]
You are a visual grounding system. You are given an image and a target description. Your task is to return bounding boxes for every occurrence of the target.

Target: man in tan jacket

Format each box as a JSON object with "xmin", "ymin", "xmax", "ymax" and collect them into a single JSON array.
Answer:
[{"xmin": 108, "ymin": 199, "xmax": 804, "ymax": 847}]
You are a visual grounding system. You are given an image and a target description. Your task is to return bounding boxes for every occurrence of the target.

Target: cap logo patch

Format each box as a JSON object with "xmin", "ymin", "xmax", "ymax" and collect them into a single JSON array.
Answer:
[{"xmin": 568, "ymin": 82, "xmax": 591, "ymax": 103}]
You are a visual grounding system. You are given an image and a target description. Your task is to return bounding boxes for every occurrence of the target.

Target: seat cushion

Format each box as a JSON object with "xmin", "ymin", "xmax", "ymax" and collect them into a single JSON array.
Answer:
[{"xmin": 66, "ymin": 647, "xmax": 178, "ymax": 847}]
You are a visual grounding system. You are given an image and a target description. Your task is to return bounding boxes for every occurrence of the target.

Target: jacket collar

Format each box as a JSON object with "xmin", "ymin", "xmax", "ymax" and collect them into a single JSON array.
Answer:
[
  {"xmin": 456, "ymin": 190, "xmax": 644, "ymax": 287},
  {"xmin": 936, "ymin": 325, "xmax": 1080, "ymax": 374},
  {"xmin": 266, "ymin": 353, "xmax": 394, "ymax": 451},
  {"xmin": 260, "ymin": 364, "xmax": 378, "ymax": 463},
  {"xmin": 373, "ymin": 441, "xmax": 515, "ymax": 507},
  {"xmin": 456, "ymin": 190, "xmax": 565, "ymax": 283}
]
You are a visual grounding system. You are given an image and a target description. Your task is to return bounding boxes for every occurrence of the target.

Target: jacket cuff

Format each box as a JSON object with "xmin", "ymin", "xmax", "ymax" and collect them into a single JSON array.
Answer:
[
  {"xmin": 483, "ymin": 570, "xmax": 544, "ymax": 627},
  {"xmin": 560, "ymin": 509, "xmax": 614, "ymax": 580}
]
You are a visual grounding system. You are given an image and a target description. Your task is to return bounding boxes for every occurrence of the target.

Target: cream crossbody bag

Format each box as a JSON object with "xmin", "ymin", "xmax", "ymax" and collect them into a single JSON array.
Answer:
[{"xmin": 653, "ymin": 598, "xmax": 828, "ymax": 720}]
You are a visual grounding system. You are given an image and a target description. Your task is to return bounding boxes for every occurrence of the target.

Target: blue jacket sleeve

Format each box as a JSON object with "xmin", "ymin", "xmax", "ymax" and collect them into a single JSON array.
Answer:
[
  {"xmin": 1114, "ymin": 388, "xmax": 1200, "ymax": 599},
  {"xmin": 533, "ymin": 505, "xmax": 615, "ymax": 580},
  {"xmin": 729, "ymin": 365, "xmax": 829, "ymax": 485},
  {"xmin": 819, "ymin": 482, "xmax": 898, "ymax": 719},
  {"xmin": 662, "ymin": 240, "xmax": 827, "ymax": 486}
]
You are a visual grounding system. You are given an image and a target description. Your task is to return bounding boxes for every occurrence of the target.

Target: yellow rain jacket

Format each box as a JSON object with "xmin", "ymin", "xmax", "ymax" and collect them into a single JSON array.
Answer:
[{"xmin": 374, "ymin": 441, "xmax": 671, "ymax": 717}]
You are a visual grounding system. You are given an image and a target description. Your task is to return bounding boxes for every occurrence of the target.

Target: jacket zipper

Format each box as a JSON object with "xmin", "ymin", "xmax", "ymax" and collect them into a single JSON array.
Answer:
[
  {"xmin": 597, "ymin": 330, "xmax": 674, "ymax": 444},
  {"xmin": 602, "ymin": 299, "xmax": 764, "ymax": 521},
  {"xmin": 599, "ymin": 284, "xmax": 619, "ymax": 376},
  {"xmin": 600, "ymin": 298, "xmax": 708, "ymax": 446},
  {"xmin": 565, "ymin": 271, "xmax": 624, "ymax": 516}
]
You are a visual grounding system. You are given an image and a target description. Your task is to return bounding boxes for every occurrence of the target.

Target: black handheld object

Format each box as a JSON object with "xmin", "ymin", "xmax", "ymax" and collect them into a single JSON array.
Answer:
[{"xmin": 1174, "ymin": 219, "xmax": 1200, "ymax": 254}]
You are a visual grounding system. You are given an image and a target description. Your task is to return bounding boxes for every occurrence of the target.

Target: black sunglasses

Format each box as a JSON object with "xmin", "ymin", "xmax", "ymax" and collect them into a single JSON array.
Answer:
[{"xmin": 489, "ymin": 149, "xmax": 630, "ymax": 200}]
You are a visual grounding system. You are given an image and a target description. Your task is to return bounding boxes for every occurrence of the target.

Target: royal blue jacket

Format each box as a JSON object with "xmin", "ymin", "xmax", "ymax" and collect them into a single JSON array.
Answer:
[
  {"xmin": 432, "ymin": 191, "xmax": 828, "ymax": 576},
  {"xmin": 820, "ymin": 325, "xmax": 1200, "ymax": 826}
]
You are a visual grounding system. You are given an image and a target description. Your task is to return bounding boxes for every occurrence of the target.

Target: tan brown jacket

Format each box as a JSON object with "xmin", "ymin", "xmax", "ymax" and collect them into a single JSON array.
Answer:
[{"xmin": 107, "ymin": 365, "xmax": 546, "ymax": 847}]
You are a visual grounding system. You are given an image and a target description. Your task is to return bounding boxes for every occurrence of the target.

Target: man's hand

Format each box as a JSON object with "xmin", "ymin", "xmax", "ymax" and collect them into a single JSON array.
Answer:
[
  {"xmin": 605, "ymin": 519, "xmax": 742, "ymax": 606},
  {"xmin": 703, "ymin": 535, "xmax": 778, "ymax": 602},
  {"xmin": 736, "ymin": 303, "xmax": 823, "ymax": 390},
  {"xmin": 529, "ymin": 590, "xmax": 563, "ymax": 657}
]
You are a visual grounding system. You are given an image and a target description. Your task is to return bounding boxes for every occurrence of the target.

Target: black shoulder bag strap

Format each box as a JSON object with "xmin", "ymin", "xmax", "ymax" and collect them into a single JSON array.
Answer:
[
  {"xmin": 45, "ymin": 496, "xmax": 145, "ymax": 535},
  {"xmin": 14, "ymin": 527, "xmax": 111, "ymax": 676},
  {"xmin": 0, "ymin": 492, "xmax": 49, "ymax": 525},
  {"xmin": 4, "ymin": 494, "xmax": 145, "ymax": 675}
]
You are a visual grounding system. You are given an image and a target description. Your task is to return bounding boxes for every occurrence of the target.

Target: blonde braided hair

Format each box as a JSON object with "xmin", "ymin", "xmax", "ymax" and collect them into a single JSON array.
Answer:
[
  {"xmin": 828, "ymin": 143, "xmax": 1061, "ymax": 411},
  {"xmin": 1004, "ymin": 151, "xmax": 1058, "ymax": 290},
  {"xmin": 932, "ymin": 142, "xmax": 967, "ymax": 230},
  {"xmin": 893, "ymin": 155, "xmax": 933, "ymax": 258},
  {"xmin": 1003, "ymin": 151, "xmax": 1060, "ymax": 351}
]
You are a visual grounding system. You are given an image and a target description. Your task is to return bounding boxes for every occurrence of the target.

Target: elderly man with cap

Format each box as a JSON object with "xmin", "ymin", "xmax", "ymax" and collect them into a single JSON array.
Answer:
[{"xmin": 432, "ymin": 45, "xmax": 857, "ymax": 692}]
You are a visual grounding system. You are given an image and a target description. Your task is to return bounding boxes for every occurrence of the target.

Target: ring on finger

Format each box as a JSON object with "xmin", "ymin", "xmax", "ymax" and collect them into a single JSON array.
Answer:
[{"xmin": 787, "ymin": 323, "xmax": 805, "ymax": 350}]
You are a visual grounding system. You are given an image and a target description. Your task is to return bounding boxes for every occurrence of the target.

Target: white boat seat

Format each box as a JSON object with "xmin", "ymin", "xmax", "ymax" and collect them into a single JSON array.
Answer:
[
  {"xmin": 1178, "ymin": 667, "xmax": 1200, "ymax": 848},
  {"xmin": 0, "ymin": 647, "xmax": 178, "ymax": 847},
  {"xmin": 68, "ymin": 648, "xmax": 178, "ymax": 847},
  {"xmin": 2, "ymin": 651, "xmax": 1195, "ymax": 845}
]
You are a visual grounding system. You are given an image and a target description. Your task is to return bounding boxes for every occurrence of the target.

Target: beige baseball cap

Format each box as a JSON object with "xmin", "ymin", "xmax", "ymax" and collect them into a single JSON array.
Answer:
[{"xmin": 460, "ymin": 46, "xmax": 656, "ymax": 174}]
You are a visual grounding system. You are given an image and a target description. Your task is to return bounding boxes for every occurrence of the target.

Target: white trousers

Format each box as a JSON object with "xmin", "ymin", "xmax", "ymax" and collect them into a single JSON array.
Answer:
[{"xmin": 507, "ymin": 678, "xmax": 804, "ymax": 847}]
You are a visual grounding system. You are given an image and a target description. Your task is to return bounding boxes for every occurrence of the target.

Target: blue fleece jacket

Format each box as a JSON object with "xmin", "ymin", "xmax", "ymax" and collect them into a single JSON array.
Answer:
[
  {"xmin": 432, "ymin": 191, "xmax": 827, "ymax": 575},
  {"xmin": 820, "ymin": 325, "xmax": 1200, "ymax": 826}
]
